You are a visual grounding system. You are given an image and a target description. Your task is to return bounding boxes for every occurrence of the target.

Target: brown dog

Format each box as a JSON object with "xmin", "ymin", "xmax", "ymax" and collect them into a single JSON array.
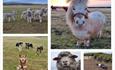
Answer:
[{"xmin": 17, "ymin": 55, "xmax": 28, "ymax": 70}]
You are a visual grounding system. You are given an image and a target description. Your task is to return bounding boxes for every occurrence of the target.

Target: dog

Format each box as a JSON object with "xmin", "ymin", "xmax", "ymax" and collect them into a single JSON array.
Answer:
[
  {"xmin": 17, "ymin": 54, "xmax": 28, "ymax": 70},
  {"xmin": 36, "ymin": 46, "xmax": 43, "ymax": 55}
]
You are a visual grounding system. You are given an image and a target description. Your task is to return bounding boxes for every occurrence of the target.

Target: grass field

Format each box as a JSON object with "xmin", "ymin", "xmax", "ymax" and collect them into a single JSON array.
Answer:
[
  {"xmin": 3, "ymin": 5, "xmax": 48, "ymax": 33},
  {"xmin": 3, "ymin": 37, "xmax": 48, "ymax": 70},
  {"xmin": 51, "ymin": 8, "xmax": 111, "ymax": 49}
]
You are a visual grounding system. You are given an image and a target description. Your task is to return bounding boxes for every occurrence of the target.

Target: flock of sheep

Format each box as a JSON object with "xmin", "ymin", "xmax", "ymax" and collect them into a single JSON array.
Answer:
[{"xmin": 3, "ymin": 8, "xmax": 47, "ymax": 23}]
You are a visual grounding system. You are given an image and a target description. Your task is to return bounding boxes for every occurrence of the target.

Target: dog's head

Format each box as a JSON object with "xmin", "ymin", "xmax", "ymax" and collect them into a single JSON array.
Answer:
[{"xmin": 19, "ymin": 54, "xmax": 27, "ymax": 64}]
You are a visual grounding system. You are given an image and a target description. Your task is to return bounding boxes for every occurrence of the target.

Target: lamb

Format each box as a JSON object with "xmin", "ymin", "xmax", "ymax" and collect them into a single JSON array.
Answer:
[
  {"xmin": 53, "ymin": 51, "xmax": 80, "ymax": 70},
  {"xmin": 66, "ymin": 0, "xmax": 106, "ymax": 48},
  {"xmin": 3, "ymin": 11, "xmax": 16, "ymax": 22}
]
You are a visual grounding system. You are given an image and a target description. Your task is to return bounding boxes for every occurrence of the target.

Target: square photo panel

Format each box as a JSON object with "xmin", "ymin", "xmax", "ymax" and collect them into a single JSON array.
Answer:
[
  {"xmin": 3, "ymin": 36, "xmax": 48, "ymax": 70},
  {"xmin": 51, "ymin": 0, "xmax": 111, "ymax": 49},
  {"xmin": 84, "ymin": 52, "xmax": 112, "ymax": 70}
]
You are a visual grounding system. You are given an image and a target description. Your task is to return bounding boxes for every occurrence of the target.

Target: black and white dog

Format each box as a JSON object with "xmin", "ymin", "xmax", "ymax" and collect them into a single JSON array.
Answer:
[{"xmin": 25, "ymin": 42, "xmax": 33, "ymax": 49}]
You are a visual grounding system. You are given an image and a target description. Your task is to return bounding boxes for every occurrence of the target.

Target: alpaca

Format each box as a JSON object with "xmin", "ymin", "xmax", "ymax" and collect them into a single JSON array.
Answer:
[{"xmin": 66, "ymin": 0, "xmax": 106, "ymax": 48}]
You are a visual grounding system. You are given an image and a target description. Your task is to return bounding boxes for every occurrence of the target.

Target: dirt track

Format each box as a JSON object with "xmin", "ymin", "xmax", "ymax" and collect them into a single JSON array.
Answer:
[{"xmin": 84, "ymin": 58, "xmax": 112, "ymax": 70}]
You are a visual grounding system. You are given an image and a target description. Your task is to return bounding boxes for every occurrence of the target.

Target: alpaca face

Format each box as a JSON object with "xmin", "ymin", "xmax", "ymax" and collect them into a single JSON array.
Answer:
[
  {"xmin": 72, "ymin": 6, "xmax": 88, "ymax": 27},
  {"xmin": 73, "ymin": 13, "xmax": 86, "ymax": 27}
]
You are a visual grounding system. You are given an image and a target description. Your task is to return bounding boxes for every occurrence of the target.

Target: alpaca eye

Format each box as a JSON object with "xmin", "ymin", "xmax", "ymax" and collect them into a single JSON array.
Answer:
[{"xmin": 73, "ymin": 7, "xmax": 75, "ymax": 10}]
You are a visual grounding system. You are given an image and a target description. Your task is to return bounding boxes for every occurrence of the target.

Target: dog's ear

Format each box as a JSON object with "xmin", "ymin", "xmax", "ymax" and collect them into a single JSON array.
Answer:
[{"xmin": 53, "ymin": 57, "xmax": 61, "ymax": 61}]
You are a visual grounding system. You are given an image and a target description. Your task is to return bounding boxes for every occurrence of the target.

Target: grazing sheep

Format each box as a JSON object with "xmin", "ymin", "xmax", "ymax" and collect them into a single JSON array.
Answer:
[
  {"xmin": 66, "ymin": 0, "xmax": 106, "ymax": 48},
  {"xmin": 3, "ymin": 11, "xmax": 16, "ymax": 22},
  {"xmin": 53, "ymin": 51, "xmax": 80, "ymax": 70},
  {"xmin": 17, "ymin": 54, "xmax": 28, "ymax": 70}
]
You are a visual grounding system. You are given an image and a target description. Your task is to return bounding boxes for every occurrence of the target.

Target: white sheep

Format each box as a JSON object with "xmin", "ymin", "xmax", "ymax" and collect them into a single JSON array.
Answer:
[{"xmin": 66, "ymin": 0, "xmax": 106, "ymax": 48}]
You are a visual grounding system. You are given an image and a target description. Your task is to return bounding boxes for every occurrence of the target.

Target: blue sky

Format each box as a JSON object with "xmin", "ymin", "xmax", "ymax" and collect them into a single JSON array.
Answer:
[{"xmin": 3, "ymin": 0, "xmax": 47, "ymax": 4}]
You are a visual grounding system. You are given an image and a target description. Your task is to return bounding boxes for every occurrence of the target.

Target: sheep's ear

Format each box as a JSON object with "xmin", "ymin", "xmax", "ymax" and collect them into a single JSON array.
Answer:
[
  {"xmin": 70, "ymin": 55, "xmax": 78, "ymax": 58},
  {"xmin": 53, "ymin": 57, "xmax": 61, "ymax": 61}
]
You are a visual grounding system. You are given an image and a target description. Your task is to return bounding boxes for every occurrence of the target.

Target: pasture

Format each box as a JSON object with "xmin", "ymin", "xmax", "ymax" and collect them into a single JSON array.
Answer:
[
  {"xmin": 3, "ymin": 37, "xmax": 48, "ymax": 70},
  {"xmin": 51, "ymin": 8, "xmax": 111, "ymax": 49},
  {"xmin": 3, "ymin": 5, "xmax": 48, "ymax": 33}
]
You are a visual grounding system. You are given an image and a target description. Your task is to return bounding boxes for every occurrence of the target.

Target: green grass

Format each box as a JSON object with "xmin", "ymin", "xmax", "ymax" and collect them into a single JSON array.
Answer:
[
  {"xmin": 3, "ymin": 37, "xmax": 48, "ymax": 70},
  {"xmin": 3, "ymin": 5, "xmax": 48, "ymax": 33},
  {"xmin": 51, "ymin": 8, "xmax": 111, "ymax": 49}
]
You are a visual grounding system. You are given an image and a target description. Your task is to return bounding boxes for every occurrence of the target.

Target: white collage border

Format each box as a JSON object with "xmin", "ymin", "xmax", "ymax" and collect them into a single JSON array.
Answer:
[{"xmin": 0, "ymin": 0, "xmax": 114, "ymax": 70}]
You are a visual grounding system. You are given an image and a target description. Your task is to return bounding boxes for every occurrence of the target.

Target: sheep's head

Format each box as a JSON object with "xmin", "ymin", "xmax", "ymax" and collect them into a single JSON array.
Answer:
[{"xmin": 53, "ymin": 51, "xmax": 78, "ymax": 68}]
